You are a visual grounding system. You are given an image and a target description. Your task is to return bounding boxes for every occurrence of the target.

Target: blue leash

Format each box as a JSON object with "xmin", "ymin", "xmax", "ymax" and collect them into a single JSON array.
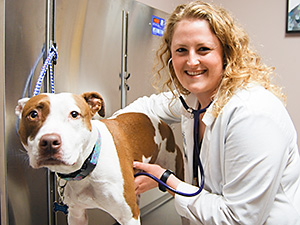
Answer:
[
  {"xmin": 16, "ymin": 45, "xmax": 58, "ymax": 134},
  {"xmin": 21, "ymin": 45, "xmax": 45, "ymax": 98},
  {"xmin": 20, "ymin": 44, "xmax": 66, "ymax": 214},
  {"xmin": 33, "ymin": 44, "xmax": 57, "ymax": 96}
]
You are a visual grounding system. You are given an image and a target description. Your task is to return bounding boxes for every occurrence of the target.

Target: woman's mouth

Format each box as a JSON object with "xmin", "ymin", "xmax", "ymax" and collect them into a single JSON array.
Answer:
[{"xmin": 186, "ymin": 70, "xmax": 207, "ymax": 76}]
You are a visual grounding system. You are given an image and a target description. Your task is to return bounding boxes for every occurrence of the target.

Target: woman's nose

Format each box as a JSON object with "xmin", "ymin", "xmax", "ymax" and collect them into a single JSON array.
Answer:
[{"xmin": 187, "ymin": 52, "xmax": 200, "ymax": 67}]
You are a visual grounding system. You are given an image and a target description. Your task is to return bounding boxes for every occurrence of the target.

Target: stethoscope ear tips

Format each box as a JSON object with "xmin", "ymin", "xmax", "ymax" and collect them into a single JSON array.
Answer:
[{"xmin": 167, "ymin": 58, "xmax": 172, "ymax": 66}]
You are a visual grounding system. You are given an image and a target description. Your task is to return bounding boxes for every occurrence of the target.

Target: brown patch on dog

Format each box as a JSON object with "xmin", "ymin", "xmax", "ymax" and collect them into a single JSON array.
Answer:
[
  {"xmin": 74, "ymin": 92, "xmax": 105, "ymax": 131},
  {"xmin": 81, "ymin": 92, "xmax": 105, "ymax": 117},
  {"xmin": 158, "ymin": 121, "xmax": 176, "ymax": 153},
  {"xmin": 175, "ymin": 145, "xmax": 184, "ymax": 181},
  {"xmin": 18, "ymin": 94, "xmax": 50, "ymax": 145},
  {"xmin": 159, "ymin": 121, "xmax": 184, "ymax": 180},
  {"xmin": 72, "ymin": 94, "xmax": 94, "ymax": 131},
  {"xmin": 73, "ymin": 92, "xmax": 105, "ymax": 131},
  {"xmin": 102, "ymin": 113, "xmax": 158, "ymax": 219}
]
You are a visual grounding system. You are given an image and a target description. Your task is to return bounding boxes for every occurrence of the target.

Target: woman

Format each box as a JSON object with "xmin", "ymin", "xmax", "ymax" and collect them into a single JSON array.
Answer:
[{"xmin": 118, "ymin": 1, "xmax": 300, "ymax": 224}]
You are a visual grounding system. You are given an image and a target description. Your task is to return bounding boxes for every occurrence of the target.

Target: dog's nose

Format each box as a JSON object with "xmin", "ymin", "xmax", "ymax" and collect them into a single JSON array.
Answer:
[{"xmin": 39, "ymin": 133, "xmax": 62, "ymax": 152}]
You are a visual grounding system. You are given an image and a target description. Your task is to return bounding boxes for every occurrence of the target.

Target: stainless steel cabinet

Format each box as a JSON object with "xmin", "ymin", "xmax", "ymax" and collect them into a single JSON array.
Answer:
[{"xmin": 1, "ymin": 0, "xmax": 170, "ymax": 224}]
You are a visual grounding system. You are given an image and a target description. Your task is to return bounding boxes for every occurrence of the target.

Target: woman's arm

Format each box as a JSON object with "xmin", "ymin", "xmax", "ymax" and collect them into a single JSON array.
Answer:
[
  {"xmin": 174, "ymin": 104, "xmax": 291, "ymax": 224},
  {"xmin": 113, "ymin": 92, "xmax": 182, "ymax": 125},
  {"xmin": 133, "ymin": 161, "xmax": 182, "ymax": 196}
]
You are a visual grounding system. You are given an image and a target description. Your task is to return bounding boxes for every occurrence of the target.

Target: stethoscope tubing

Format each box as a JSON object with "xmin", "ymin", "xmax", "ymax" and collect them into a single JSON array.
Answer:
[{"xmin": 134, "ymin": 171, "xmax": 204, "ymax": 197}]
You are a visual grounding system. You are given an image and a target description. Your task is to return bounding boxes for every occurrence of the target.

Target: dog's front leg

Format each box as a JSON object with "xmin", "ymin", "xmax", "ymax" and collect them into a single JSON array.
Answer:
[{"xmin": 68, "ymin": 206, "xmax": 88, "ymax": 225}]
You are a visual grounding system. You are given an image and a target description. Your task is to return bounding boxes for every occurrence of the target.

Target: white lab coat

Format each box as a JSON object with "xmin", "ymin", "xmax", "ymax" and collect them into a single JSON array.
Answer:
[{"xmin": 115, "ymin": 84, "xmax": 300, "ymax": 224}]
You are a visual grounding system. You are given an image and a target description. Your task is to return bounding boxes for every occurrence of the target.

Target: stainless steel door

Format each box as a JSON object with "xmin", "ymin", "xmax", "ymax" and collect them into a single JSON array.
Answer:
[
  {"xmin": 4, "ymin": 1, "xmax": 49, "ymax": 224},
  {"xmin": 2, "ymin": 0, "xmax": 170, "ymax": 224},
  {"xmin": 55, "ymin": 1, "xmax": 169, "ymax": 223},
  {"xmin": 0, "ymin": 0, "xmax": 6, "ymax": 224}
]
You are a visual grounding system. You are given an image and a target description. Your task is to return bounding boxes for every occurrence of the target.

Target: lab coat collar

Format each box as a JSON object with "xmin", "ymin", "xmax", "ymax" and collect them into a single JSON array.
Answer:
[{"xmin": 180, "ymin": 94, "xmax": 216, "ymax": 127}]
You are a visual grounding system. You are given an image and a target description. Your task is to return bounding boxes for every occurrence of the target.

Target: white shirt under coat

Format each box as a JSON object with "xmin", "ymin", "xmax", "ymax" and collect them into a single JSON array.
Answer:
[{"xmin": 116, "ymin": 84, "xmax": 300, "ymax": 224}]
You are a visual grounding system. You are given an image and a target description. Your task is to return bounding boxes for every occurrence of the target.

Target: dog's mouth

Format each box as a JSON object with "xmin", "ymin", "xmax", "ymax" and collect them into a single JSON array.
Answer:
[{"xmin": 37, "ymin": 157, "xmax": 68, "ymax": 167}]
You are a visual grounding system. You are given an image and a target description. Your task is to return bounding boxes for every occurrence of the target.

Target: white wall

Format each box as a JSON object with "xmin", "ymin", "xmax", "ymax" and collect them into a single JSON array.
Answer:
[{"xmin": 138, "ymin": 0, "xmax": 300, "ymax": 147}]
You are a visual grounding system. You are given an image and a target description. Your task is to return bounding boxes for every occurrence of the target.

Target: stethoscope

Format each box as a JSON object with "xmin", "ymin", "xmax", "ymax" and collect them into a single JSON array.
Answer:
[{"xmin": 134, "ymin": 58, "xmax": 211, "ymax": 197}]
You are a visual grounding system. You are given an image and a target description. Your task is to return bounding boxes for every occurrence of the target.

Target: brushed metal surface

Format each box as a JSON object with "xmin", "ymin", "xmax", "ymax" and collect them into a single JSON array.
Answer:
[{"xmin": 2, "ymin": 0, "xmax": 170, "ymax": 224}]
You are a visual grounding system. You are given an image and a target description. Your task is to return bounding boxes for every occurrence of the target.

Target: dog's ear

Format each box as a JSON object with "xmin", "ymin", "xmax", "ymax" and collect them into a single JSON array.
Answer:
[
  {"xmin": 81, "ymin": 92, "xmax": 105, "ymax": 117},
  {"xmin": 15, "ymin": 98, "xmax": 30, "ymax": 118}
]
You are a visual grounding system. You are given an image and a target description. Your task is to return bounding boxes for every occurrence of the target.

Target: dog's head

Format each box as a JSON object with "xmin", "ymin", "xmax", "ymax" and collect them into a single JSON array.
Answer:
[{"xmin": 15, "ymin": 92, "xmax": 105, "ymax": 172}]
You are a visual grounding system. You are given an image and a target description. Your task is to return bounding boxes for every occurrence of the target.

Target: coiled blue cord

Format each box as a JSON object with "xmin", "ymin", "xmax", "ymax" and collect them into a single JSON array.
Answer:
[
  {"xmin": 21, "ymin": 46, "xmax": 45, "ymax": 98},
  {"xmin": 32, "ymin": 45, "xmax": 57, "ymax": 96},
  {"xmin": 16, "ymin": 45, "xmax": 58, "ymax": 134}
]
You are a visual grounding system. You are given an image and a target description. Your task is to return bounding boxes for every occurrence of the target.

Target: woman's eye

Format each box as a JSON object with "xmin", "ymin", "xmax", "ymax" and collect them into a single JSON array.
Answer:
[
  {"xmin": 27, "ymin": 110, "xmax": 39, "ymax": 121},
  {"xmin": 70, "ymin": 111, "xmax": 80, "ymax": 119},
  {"xmin": 176, "ymin": 48, "xmax": 187, "ymax": 53},
  {"xmin": 199, "ymin": 47, "xmax": 210, "ymax": 52}
]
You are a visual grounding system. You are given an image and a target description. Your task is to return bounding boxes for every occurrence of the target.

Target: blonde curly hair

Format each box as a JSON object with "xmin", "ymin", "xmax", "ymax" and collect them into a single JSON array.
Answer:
[{"xmin": 153, "ymin": 1, "xmax": 285, "ymax": 117}]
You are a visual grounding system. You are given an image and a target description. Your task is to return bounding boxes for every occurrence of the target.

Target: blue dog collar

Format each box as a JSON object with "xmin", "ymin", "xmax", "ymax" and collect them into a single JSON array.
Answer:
[{"xmin": 57, "ymin": 130, "xmax": 101, "ymax": 181}]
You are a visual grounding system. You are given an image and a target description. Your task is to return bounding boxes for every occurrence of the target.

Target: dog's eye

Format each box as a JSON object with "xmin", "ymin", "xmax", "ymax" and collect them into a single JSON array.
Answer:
[
  {"xmin": 70, "ymin": 111, "xmax": 80, "ymax": 119},
  {"xmin": 27, "ymin": 110, "xmax": 39, "ymax": 121}
]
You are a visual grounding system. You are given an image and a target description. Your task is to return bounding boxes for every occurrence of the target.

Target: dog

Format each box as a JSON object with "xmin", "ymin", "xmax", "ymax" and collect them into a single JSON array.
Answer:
[{"xmin": 15, "ymin": 92, "xmax": 184, "ymax": 225}]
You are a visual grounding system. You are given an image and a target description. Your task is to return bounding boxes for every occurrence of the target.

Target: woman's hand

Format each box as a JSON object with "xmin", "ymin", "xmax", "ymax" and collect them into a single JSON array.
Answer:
[
  {"xmin": 133, "ymin": 162, "xmax": 166, "ymax": 195},
  {"xmin": 133, "ymin": 162, "xmax": 182, "ymax": 196}
]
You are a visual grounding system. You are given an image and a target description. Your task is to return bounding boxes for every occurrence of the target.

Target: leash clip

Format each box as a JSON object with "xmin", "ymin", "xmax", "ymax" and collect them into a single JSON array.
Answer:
[
  {"xmin": 50, "ymin": 43, "xmax": 58, "ymax": 65},
  {"xmin": 54, "ymin": 176, "xmax": 69, "ymax": 215}
]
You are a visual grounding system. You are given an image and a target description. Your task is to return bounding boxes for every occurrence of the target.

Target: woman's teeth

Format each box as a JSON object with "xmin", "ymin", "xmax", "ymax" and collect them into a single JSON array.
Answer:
[{"xmin": 186, "ymin": 70, "xmax": 206, "ymax": 76}]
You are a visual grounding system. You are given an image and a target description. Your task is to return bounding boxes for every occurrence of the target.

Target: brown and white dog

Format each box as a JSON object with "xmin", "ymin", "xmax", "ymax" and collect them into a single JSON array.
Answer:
[{"xmin": 15, "ymin": 92, "xmax": 184, "ymax": 225}]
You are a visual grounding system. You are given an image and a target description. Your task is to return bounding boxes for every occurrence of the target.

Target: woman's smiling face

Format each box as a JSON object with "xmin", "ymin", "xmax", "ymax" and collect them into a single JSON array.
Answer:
[{"xmin": 171, "ymin": 18, "xmax": 224, "ymax": 105}]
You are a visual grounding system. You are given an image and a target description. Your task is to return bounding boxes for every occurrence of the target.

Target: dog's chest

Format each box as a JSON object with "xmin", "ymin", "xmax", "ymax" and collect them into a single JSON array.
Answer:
[{"xmin": 65, "ymin": 181, "xmax": 96, "ymax": 204}]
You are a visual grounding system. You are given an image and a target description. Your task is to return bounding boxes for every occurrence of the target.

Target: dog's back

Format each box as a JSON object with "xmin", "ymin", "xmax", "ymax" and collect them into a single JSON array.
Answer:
[{"xmin": 102, "ymin": 112, "xmax": 184, "ymax": 178}]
